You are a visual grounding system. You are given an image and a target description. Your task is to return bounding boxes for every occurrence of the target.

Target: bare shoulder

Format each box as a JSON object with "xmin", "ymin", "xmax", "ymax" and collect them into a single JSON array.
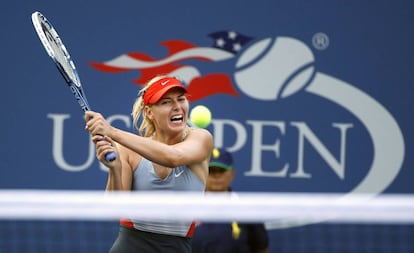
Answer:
[
  {"xmin": 188, "ymin": 127, "xmax": 213, "ymax": 139},
  {"xmin": 186, "ymin": 127, "xmax": 214, "ymax": 155},
  {"xmin": 187, "ymin": 127, "xmax": 213, "ymax": 148}
]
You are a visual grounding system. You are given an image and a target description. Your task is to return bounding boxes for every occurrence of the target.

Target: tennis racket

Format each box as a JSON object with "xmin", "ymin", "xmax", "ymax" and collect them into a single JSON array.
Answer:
[{"xmin": 31, "ymin": 11, "xmax": 116, "ymax": 162}]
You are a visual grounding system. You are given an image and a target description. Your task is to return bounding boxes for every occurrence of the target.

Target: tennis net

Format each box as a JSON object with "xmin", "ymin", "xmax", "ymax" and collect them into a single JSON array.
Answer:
[{"xmin": 0, "ymin": 190, "xmax": 413, "ymax": 252}]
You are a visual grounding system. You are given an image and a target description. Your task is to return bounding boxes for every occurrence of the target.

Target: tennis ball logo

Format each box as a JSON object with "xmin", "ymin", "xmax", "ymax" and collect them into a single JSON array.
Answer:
[
  {"xmin": 234, "ymin": 37, "xmax": 315, "ymax": 100},
  {"xmin": 190, "ymin": 105, "xmax": 212, "ymax": 128}
]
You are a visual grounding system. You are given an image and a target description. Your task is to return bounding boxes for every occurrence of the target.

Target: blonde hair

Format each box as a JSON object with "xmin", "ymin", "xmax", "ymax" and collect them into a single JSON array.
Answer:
[{"xmin": 131, "ymin": 75, "xmax": 167, "ymax": 137}]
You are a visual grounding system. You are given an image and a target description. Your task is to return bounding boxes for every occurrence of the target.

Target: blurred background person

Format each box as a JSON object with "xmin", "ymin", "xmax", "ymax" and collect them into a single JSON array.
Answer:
[{"xmin": 192, "ymin": 147, "xmax": 269, "ymax": 253}]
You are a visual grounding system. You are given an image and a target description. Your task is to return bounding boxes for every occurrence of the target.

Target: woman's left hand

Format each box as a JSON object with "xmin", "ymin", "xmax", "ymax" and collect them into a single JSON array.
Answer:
[{"xmin": 84, "ymin": 111, "xmax": 114, "ymax": 137}]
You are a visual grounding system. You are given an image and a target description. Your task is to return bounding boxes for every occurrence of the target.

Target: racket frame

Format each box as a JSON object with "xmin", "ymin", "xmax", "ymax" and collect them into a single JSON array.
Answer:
[
  {"xmin": 31, "ymin": 11, "xmax": 116, "ymax": 161},
  {"xmin": 31, "ymin": 12, "xmax": 91, "ymax": 112}
]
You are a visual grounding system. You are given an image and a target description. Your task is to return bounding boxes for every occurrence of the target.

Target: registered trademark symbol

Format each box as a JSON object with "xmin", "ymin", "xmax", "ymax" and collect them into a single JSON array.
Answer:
[{"xmin": 312, "ymin": 32, "xmax": 329, "ymax": 50}]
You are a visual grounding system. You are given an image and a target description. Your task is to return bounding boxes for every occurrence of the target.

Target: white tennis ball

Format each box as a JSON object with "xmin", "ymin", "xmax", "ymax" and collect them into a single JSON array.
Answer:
[{"xmin": 190, "ymin": 105, "xmax": 212, "ymax": 128}]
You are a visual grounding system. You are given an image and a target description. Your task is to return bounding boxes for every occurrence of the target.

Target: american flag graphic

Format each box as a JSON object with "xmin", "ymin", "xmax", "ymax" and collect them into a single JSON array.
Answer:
[{"xmin": 90, "ymin": 30, "xmax": 253, "ymax": 101}]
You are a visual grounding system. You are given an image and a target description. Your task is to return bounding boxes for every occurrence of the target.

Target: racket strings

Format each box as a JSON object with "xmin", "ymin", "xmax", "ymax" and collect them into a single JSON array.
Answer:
[{"xmin": 46, "ymin": 30, "xmax": 80, "ymax": 87}]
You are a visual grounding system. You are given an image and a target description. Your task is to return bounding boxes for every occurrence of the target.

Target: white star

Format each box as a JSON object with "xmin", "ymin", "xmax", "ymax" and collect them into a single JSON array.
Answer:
[
  {"xmin": 216, "ymin": 38, "xmax": 226, "ymax": 48},
  {"xmin": 228, "ymin": 31, "xmax": 237, "ymax": 40},
  {"xmin": 233, "ymin": 42, "xmax": 242, "ymax": 52}
]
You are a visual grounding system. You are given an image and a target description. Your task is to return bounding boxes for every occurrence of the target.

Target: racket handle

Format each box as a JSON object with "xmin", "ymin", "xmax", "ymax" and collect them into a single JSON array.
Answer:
[{"xmin": 105, "ymin": 152, "xmax": 117, "ymax": 162}]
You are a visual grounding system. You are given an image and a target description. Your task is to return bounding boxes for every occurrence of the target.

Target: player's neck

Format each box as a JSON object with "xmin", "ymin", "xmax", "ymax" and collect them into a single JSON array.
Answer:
[{"xmin": 152, "ymin": 126, "xmax": 188, "ymax": 144}]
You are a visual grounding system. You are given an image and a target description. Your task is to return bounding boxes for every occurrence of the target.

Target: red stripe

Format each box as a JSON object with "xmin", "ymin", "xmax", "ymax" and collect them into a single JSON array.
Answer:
[
  {"xmin": 186, "ymin": 221, "xmax": 196, "ymax": 237},
  {"xmin": 186, "ymin": 74, "xmax": 239, "ymax": 102},
  {"xmin": 120, "ymin": 219, "xmax": 134, "ymax": 228},
  {"xmin": 120, "ymin": 218, "xmax": 196, "ymax": 238}
]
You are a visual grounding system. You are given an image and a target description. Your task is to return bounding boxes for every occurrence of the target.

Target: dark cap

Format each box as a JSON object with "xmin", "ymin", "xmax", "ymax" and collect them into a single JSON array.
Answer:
[{"xmin": 209, "ymin": 147, "xmax": 234, "ymax": 170}]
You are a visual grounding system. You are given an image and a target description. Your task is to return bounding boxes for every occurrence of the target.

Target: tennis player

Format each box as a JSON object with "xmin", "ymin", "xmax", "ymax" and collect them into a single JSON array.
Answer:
[
  {"xmin": 191, "ymin": 147, "xmax": 269, "ymax": 253},
  {"xmin": 85, "ymin": 76, "xmax": 213, "ymax": 253}
]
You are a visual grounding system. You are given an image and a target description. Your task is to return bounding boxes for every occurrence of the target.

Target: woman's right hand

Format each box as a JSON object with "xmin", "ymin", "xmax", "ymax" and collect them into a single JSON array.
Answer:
[{"xmin": 92, "ymin": 135, "xmax": 120, "ymax": 169}]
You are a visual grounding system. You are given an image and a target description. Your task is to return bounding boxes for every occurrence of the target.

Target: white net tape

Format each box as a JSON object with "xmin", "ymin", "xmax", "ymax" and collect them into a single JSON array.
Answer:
[{"xmin": 1, "ymin": 190, "xmax": 413, "ymax": 225}]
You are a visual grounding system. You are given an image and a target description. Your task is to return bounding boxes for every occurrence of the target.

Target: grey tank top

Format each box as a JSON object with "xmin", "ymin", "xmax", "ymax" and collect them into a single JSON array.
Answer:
[{"xmin": 128, "ymin": 157, "xmax": 205, "ymax": 237}]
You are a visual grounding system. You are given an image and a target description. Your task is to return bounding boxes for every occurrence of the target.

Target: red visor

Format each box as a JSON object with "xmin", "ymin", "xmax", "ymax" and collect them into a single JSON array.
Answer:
[{"xmin": 143, "ymin": 77, "xmax": 187, "ymax": 105}]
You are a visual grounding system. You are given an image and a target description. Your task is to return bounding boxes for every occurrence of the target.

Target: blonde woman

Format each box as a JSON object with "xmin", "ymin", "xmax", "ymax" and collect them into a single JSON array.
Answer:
[{"xmin": 85, "ymin": 76, "xmax": 213, "ymax": 253}]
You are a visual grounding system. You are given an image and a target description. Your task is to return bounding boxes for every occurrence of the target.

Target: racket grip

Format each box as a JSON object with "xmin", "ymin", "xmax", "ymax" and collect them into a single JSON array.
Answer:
[{"xmin": 105, "ymin": 152, "xmax": 117, "ymax": 162}]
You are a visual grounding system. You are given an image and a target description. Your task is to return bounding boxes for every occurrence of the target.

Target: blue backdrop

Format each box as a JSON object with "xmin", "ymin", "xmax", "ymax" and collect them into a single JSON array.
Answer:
[{"xmin": 2, "ymin": 1, "xmax": 413, "ymax": 252}]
